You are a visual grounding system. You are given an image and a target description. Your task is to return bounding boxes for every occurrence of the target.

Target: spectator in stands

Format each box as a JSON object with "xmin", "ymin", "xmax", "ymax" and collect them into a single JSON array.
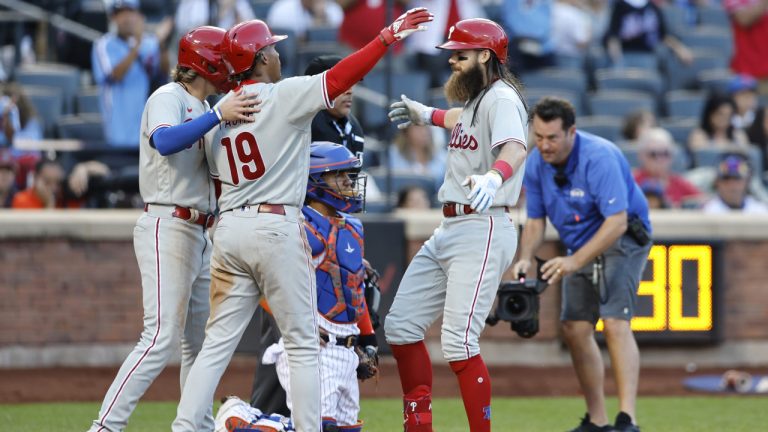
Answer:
[
  {"xmin": 503, "ymin": 0, "xmax": 557, "ymax": 71},
  {"xmin": 0, "ymin": 148, "xmax": 17, "ymax": 208},
  {"xmin": 621, "ymin": 109, "xmax": 657, "ymax": 146},
  {"xmin": 396, "ymin": 185, "xmax": 431, "ymax": 210},
  {"xmin": 1, "ymin": 83, "xmax": 43, "ymax": 142},
  {"xmin": 552, "ymin": 0, "xmax": 593, "ymax": 61},
  {"xmin": 12, "ymin": 159, "xmax": 65, "ymax": 209},
  {"xmin": 729, "ymin": 74, "xmax": 759, "ymax": 131},
  {"xmin": 0, "ymin": 93, "xmax": 15, "ymax": 146},
  {"xmin": 703, "ymin": 153, "xmax": 768, "ymax": 213},
  {"xmin": 604, "ymin": 0, "xmax": 693, "ymax": 67},
  {"xmin": 747, "ymin": 105, "xmax": 768, "ymax": 173},
  {"xmin": 174, "ymin": 0, "xmax": 255, "ymax": 34},
  {"xmin": 267, "ymin": 0, "xmax": 344, "ymax": 40},
  {"xmin": 92, "ymin": 0, "xmax": 170, "ymax": 148},
  {"xmin": 407, "ymin": 0, "xmax": 486, "ymax": 86},
  {"xmin": 634, "ymin": 128, "xmax": 703, "ymax": 208},
  {"xmin": 389, "ymin": 124, "xmax": 446, "ymax": 189},
  {"xmin": 337, "ymin": 0, "xmax": 407, "ymax": 51},
  {"xmin": 724, "ymin": 0, "xmax": 768, "ymax": 95},
  {"xmin": 688, "ymin": 92, "xmax": 750, "ymax": 150}
]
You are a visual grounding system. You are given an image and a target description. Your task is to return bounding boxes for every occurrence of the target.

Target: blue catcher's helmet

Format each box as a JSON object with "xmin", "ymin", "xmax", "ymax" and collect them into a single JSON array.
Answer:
[{"xmin": 307, "ymin": 142, "xmax": 367, "ymax": 213}]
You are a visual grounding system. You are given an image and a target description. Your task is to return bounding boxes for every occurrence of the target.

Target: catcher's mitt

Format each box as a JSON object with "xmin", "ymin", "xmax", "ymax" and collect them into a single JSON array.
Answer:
[{"xmin": 356, "ymin": 345, "xmax": 379, "ymax": 381}]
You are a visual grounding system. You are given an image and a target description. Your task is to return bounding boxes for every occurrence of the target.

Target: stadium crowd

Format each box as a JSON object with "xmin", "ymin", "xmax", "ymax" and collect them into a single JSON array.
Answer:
[{"xmin": 0, "ymin": 0, "xmax": 766, "ymax": 213}]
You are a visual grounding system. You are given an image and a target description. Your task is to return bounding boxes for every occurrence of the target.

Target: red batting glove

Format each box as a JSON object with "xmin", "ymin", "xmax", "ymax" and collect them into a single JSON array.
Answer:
[{"xmin": 379, "ymin": 7, "xmax": 434, "ymax": 46}]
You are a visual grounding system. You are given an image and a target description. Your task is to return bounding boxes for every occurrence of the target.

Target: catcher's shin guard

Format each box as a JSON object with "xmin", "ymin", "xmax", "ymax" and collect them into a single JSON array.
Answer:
[{"xmin": 403, "ymin": 384, "xmax": 433, "ymax": 432}]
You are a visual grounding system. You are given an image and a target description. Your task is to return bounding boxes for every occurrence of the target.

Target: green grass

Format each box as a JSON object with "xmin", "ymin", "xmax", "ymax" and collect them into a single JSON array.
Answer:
[{"xmin": 0, "ymin": 397, "xmax": 765, "ymax": 431}]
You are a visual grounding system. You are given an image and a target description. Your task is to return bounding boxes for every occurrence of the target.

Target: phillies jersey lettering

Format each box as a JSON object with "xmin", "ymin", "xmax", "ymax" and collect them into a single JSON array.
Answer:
[
  {"xmin": 438, "ymin": 80, "xmax": 528, "ymax": 207},
  {"xmin": 303, "ymin": 206, "xmax": 366, "ymax": 324},
  {"xmin": 139, "ymin": 82, "xmax": 213, "ymax": 212},
  {"xmin": 447, "ymin": 122, "xmax": 478, "ymax": 151},
  {"xmin": 206, "ymin": 73, "xmax": 333, "ymax": 211}
]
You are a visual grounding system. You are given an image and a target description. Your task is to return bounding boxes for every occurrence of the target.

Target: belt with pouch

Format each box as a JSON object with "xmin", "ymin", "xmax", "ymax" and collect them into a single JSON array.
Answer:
[
  {"xmin": 442, "ymin": 202, "xmax": 510, "ymax": 218},
  {"xmin": 320, "ymin": 333, "xmax": 358, "ymax": 348}
]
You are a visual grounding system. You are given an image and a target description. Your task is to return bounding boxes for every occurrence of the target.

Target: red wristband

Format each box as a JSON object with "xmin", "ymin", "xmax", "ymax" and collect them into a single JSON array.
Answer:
[
  {"xmin": 431, "ymin": 109, "xmax": 447, "ymax": 128},
  {"xmin": 491, "ymin": 160, "xmax": 514, "ymax": 182}
]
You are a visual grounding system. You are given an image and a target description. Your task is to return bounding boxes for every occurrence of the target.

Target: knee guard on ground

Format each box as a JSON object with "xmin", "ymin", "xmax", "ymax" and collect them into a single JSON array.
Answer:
[{"xmin": 403, "ymin": 384, "xmax": 433, "ymax": 432}]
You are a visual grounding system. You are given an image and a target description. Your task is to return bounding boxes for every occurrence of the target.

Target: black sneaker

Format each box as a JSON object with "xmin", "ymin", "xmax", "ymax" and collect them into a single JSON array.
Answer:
[
  {"xmin": 568, "ymin": 414, "xmax": 615, "ymax": 432},
  {"xmin": 613, "ymin": 411, "xmax": 640, "ymax": 432}
]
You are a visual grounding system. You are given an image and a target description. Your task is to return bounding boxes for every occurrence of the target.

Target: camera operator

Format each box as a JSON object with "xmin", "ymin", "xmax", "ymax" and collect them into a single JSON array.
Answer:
[{"xmin": 512, "ymin": 98, "xmax": 651, "ymax": 432}]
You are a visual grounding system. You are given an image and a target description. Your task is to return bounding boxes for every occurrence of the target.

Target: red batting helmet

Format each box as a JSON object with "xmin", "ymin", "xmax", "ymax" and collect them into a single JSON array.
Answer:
[
  {"xmin": 178, "ymin": 26, "xmax": 233, "ymax": 92},
  {"xmin": 437, "ymin": 18, "xmax": 509, "ymax": 64},
  {"xmin": 222, "ymin": 20, "xmax": 287, "ymax": 76}
]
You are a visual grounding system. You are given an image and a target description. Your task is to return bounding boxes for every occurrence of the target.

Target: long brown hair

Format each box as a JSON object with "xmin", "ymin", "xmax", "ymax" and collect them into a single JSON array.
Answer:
[{"xmin": 469, "ymin": 53, "xmax": 527, "ymax": 127}]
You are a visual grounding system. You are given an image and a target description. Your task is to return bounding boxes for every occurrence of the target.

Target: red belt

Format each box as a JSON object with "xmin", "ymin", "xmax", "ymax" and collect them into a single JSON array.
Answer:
[
  {"xmin": 442, "ymin": 202, "xmax": 475, "ymax": 218},
  {"xmin": 144, "ymin": 204, "xmax": 214, "ymax": 228}
]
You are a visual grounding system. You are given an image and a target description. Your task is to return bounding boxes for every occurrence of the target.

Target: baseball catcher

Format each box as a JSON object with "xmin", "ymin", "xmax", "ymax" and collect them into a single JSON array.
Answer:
[{"xmin": 253, "ymin": 142, "xmax": 378, "ymax": 432}]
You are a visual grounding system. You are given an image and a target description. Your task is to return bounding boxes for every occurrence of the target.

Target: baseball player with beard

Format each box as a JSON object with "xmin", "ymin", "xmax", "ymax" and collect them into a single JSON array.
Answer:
[
  {"xmin": 385, "ymin": 18, "xmax": 528, "ymax": 432},
  {"xmin": 87, "ymin": 26, "xmax": 258, "ymax": 432},
  {"xmin": 173, "ymin": 10, "xmax": 433, "ymax": 432}
]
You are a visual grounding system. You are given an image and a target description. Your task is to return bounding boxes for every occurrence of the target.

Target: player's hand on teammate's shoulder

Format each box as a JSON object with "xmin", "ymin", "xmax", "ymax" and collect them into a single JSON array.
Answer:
[{"xmin": 218, "ymin": 89, "xmax": 262, "ymax": 122}]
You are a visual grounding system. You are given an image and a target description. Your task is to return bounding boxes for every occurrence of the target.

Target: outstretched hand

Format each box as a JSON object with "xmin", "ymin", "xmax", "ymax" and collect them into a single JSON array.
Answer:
[
  {"xmin": 388, "ymin": 94, "xmax": 434, "ymax": 129},
  {"xmin": 379, "ymin": 7, "xmax": 434, "ymax": 46}
]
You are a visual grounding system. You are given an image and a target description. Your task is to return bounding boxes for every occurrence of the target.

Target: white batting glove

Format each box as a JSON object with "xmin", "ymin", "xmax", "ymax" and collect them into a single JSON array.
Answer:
[
  {"xmin": 461, "ymin": 171, "xmax": 502, "ymax": 212},
  {"xmin": 388, "ymin": 94, "xmax": 434, "ymax": 129}
]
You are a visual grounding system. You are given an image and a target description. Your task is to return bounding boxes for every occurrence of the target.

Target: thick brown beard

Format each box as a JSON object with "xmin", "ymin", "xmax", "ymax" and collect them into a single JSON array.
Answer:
[{"xmin": 444, "ymin": 63, "xmax": 485, "ymax": 104}]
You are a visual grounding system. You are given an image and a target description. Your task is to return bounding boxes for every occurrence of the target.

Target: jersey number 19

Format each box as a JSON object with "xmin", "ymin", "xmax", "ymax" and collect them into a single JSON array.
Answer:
[{"xmin": 221, "ymin": 131, "xmax": 266, "ymax": 185}]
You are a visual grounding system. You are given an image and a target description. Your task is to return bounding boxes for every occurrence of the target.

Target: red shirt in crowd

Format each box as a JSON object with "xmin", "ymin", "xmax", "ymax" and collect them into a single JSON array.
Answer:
[
  {"xmin": 634, "ymin": 169, "xmax": 702, "ymax": 208},
  {"xmin": 724, "ymin": 0, "xmax": 768, "ymax": 79}
]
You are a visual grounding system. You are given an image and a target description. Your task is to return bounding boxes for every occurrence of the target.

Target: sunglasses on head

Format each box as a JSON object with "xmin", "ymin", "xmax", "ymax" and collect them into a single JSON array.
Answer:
[{"xmin": 648, "ymin": 150, "xmax": 671, "ymax": 159}]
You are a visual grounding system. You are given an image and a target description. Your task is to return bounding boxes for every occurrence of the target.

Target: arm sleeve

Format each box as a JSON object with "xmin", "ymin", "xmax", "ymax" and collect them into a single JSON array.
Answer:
[
  {"xmin": 587, "ymin": 154, "xmax": 629, "ymax": 216},
  {"xmin": 524, "ymin": 156, "xmax": 547, "ymax": 218},
  {"xmin": 357, "ymin": 301, "xmax": 375, "ymax": 336},
  {"xmin": 151, "ymin": 110, "xmax": 220, "ymax": 156}
]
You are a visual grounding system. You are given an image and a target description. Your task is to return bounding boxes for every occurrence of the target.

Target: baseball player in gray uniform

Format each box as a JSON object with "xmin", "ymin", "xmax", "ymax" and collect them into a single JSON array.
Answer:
[
  {"xmin": 87, "ymin": 26, "xmax": 258, "ymax": 432},
  {"xmin": 385, "ymin": 18, "xmax": 529, "ymax": 432},
  {"xmin": 172, "ymin": 11, "xmax": 434, "ymax": 432}
]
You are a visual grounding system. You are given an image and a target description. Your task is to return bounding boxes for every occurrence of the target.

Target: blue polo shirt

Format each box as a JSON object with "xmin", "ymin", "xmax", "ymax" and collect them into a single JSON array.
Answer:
[
  {"xmin": 525, "ymin": 131, "xmax": 651, "ymax": 251},
  {"xmin": 92, "ymin": 33, "xmax": 160, "ymax": 147}
]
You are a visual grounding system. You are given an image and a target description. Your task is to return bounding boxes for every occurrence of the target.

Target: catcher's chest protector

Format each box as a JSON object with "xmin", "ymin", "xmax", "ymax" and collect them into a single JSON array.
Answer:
[{"xmin": 303, "ymin": 207, "xmax": 366, "ymax": 323}]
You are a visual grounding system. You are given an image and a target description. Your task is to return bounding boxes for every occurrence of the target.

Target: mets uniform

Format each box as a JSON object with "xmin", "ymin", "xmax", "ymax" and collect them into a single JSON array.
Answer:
[
  {"xmin": 385, "ymin": 79, "xmax": 528, "ymax": 361},
  {"xmin": 172, "ymin": 74, "xmax": 333, "ymax": 432},
  {"xmin": 264, "ymin": 205, "xmax": 372, "ymax": 430},
  {"xmin": 89, "ymin": 82, "xmax": 214, "ymax": 432}
]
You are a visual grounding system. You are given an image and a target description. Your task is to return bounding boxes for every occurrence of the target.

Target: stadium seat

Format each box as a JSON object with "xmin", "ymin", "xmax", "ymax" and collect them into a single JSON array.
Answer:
[
  {"xmin": 659, "ymin": 117, "xmax": 698, "ymax": 145},
  {"xmin": 250, "ymin": 0, "xmax": 272, "ymax": 18},
  {"xmin": 520, "ymin": 68, "xmax": 588, "ymax": 96},
  {"xmin": 305, "ymin": 26, "xmax": 338, "ymax": 42},
  {"xmin": 77, "ymin": 87, "xmax": 100, "ymax": 114},
  {"xmin": 665, "ymin": 90, "xmax": 706, "ymax": 118},
  {"xmin": 587, "ymin": 90, "xmax": 656, "ymax": 118},
  {"xmin": 697, "ymin": 5, "xmax": 730, "ymax": 28},
  {"xmin": 682, "ymin": 26, "xmax": 733, "ymax": 59},
  {"xmin": 595, "ymin": 67, "xmax": 663, "ymax": 97},
  {"xmin": 56, "ymin": 113, "xmax": 105, "ymax": 143},
  {"xmin": 22, "ymin": 85, "xmax": 63, "ymax": 137},
  {"xmin": 15, "ymin": 63, "xmax": 80, "ymax": 115},
  {"xmin": 370, "ymin": 169, "xmax": 437, "ymax": 204},
  {"xmin": 359, "ymin": 71, "xmax": 430, "ymax": 131},
  {"xmin": 524, "ymin": 88, "xmax": 582, "ymax": 115},
  {"xmin": 664, "ymin": 49, "xmax": 728, "ymax": 91},
  {"xmin": 693, "ymin": 147, "xmax": 764, "ymax": 175},
  {"xmin": 576, "ymin": 116, "xmax": 623, "ymax": 142},
  {"xmin": 621, "ymin": 52, "xmax": 659, "ymax": 70},
  {"xmin": 697, "ymin": 68, "xmax": 733, "ymax": 94}
]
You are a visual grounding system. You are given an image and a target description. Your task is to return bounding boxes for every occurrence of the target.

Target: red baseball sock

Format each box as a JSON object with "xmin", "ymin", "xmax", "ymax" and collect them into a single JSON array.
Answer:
[
  {"xmin": 391, "ymin": 342, "xmax": 433, "ymax": 432},
  {"xmin": 390, "ymin": 342, "xmax": 432, "ymax": 394},
  {"xmin": 450, "ymin": 355, "xmax": 491, "ymax": 432}
]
